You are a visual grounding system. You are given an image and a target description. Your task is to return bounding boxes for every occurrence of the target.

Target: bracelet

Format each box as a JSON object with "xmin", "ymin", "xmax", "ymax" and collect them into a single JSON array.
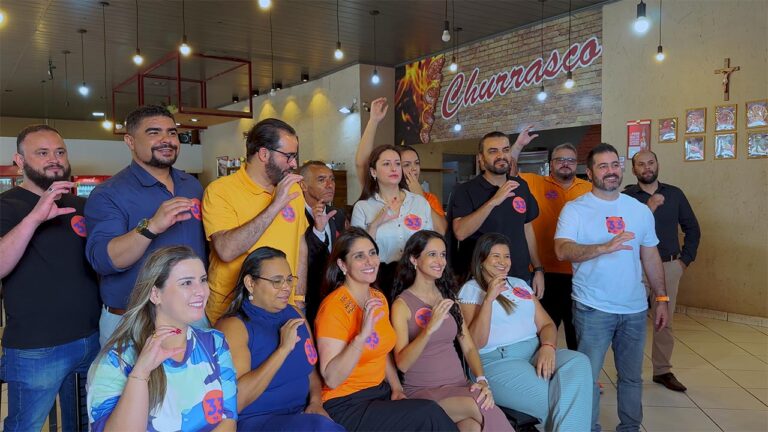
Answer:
[
  {"xmin": 540, "ymin": 342, "xmax": 556, "ymax": 351},
  {"xmin": 533, "ymin": 266, "xmax": 545, "ymax": 273},
  {"xmin": 128, "ymin": 374, "xmax": 149, "ymax": 382},
  {"xmin": 475, "ymin": 375, "xmax": 488, "ymax": 384},
  {"xmin": 655, "ymin": 295, "xmax": 670, "ymax": 302}
]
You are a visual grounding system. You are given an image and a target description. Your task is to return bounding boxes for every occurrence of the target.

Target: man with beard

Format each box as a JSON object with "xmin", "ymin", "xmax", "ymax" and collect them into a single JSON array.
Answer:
[
  {"xmin": 509, "ymin": 142, "xmax": 592, "ymax": 350},
  {"xmin": 202, "ymin": 118, "xmax": 308, "ymax": 324},
  {"xmin": 555, "ymin": 143, "xmax": 669, "ymax": 432},
  {"xmin": 0, "ymin": 125, "xmax": 101, "ymax": 431},
  {"xmin": 448, "ymin": 129, "xmax": 544, "ymax": 293},
  {"xmin": 624, "ymin": 150, "xmax": 700, "ymax": 392},
  {"xmin": 85, "ymin": 105, "xmax": 205, "ymax": 345},
  {"xmin": 299, "ymin": 160, "xmax": 348, "ymax": 325}
]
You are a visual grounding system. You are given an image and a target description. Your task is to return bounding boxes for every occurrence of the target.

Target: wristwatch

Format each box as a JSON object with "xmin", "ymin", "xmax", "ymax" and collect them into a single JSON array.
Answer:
[
  {"xmin": 533, "ymin": 266, "xmax": 545, "ymax": 273},
  {"xmin": 135, "ymin": 218, "xmax": 158, "ymax": 240}
]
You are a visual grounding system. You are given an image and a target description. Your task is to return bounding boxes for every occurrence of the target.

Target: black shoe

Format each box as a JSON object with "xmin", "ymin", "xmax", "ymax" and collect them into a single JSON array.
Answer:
[{"xmin": 653, "ymin": 372, "xmax": 687, "ymax": 392}]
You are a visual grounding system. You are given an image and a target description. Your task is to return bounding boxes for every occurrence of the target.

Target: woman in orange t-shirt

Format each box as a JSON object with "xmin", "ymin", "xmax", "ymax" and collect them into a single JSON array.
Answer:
[{"xmin": 314, "ymin": 227, "xmax": 457, "ymax": 431}]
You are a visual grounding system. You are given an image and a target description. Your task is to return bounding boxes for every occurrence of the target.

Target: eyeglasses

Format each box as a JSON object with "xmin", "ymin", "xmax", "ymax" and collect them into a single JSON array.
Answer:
[
  {"xmin": 255, "ymin": 275, "xmax": 297, "ymax": 289},
  {"xmin": 268, "ymin": 148, "xmax": 298, "ymax": 163},
  {"xmin": 552, "ymin": 157, "xmax": 577, "ymax": 165}
]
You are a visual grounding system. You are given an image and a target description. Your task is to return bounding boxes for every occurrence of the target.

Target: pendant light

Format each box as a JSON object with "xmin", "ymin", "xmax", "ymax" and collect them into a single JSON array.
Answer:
[
  {"xmin": 441, "ymin": 0, "xmax": 451, "ymax": 42},
  {"xmin": 100, "ymin": 2, "xmax": 113, "ymax": 130},
  {"xmin": 77, "ymin": 29, "xmax": 89, "ymax": 97},
  {"xmin": 453, "ymin": 114, "xmax": 462, "ymax": 132},
  {"xmin": 536, "ymin": 0, "xmax": 547, "ymax": 102},
  {"xmin": 334, "ymin": 0, "xmax": 343, "ymax": 60},
  {"xmin": 62, "ymin": 50, "xmax": 71, "ymax": 107},
  {"xmin": 370, "ymin": 10, "xmax": 380, "ymax": 85},
  {"xmin": 448, "ymin": 1, "xmax": 458, "ymax": 72},
  {"xmin": 269, "ymin": 10, "xmax": 277, "ymax": 96},
  {"xmin": 634, "ymin": 0, "xmax": 650, "ymax": 34},
  {"xmin": 179, "ymin": 0, "xmax": 191, "ymax": 56},
  {"xmin": 132, "ymin": 0, "xmax": 143, "ymax": 65},
  {"xmin": 258, "ymin": 0, "xmax": 271, "ymax": 10},
  {"xmin": 564, "ymin": 0, "xmax": 575, "ymax": 89},
  {"xmin": 655, "ymin": 0, "xmax": 665, "ymax": 61}
]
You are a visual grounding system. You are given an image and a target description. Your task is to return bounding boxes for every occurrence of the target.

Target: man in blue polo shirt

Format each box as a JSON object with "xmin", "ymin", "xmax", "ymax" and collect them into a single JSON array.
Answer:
[{"xmin": 85, "ymin": 105, "xmax": 206, "ymax": 346}]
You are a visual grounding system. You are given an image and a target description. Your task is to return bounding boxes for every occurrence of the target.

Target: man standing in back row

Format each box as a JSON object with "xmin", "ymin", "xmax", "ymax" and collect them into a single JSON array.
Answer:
[{"xmin": 624, "ymin": 150, "xmax": 700, "ymax": 392}]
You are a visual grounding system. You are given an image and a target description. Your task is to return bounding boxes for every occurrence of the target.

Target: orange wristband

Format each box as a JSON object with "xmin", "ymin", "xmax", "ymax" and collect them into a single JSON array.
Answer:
[
  {"xmin": 540, "ymin": 342, "xmax": 556, "ymax": 351},
  {"xmin": 655, "ymin": 296, "xmax": 670, "ymax": 302}
]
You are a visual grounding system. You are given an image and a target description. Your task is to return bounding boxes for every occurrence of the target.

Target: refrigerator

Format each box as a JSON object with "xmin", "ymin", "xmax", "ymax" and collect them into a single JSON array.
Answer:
[
  {"xmin": 0, "ymin": 165, "xmax": 23, "ymax": 194},
  {"xmin": 72, "ymin": 175, "xmax": 111, "ymax": 197}
]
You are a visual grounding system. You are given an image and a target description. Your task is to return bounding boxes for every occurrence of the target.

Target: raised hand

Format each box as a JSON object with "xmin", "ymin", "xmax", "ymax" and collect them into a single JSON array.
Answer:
[
  {"xmin": 278, "ymin": 318, "xmax": 305, "ymax": 354},
  {"xmin": 272, "ymin": 173, "xmax": 303, "ymax": 210},
  {"xmin": 130, "ymin": 326, "xmax": 186, "ymax": 379},
  {"xmin": 28, "ymin": 181, "xmax": 76, "ymax": 225},
  {"xmin": 149, "ymin": 197, "xmax": 194, "ymax": 234},
  {"xmin": 359, "ymin": 297, "xmax": 384, "ymax": 340},
  {"xmin": 489, "ymin": 180, "xmax": 519, "ymax": 207},
  {"xmin": 514, "ymin": 124, "xmax": 539, "ymax": 148},
  {"xmin": 312, "ymin": 201, "xmax": 338, "ymax": 232},
  {"xmin": 602, "ymin": 231, "xmax": 635, "ymax": 254},
  {"xmin": 425, "ymin": 299, "xmax": 454, "ymax": 336},
  {"xmin": 369, "ymin": 97, "xmax": 389, "ymax": 123},
  {"xmin": 404, "ymin": 169, "xmax": 424, "ymax": 196},
  {"xmin": 485, "ymin": 274, "xmax": 510, "ymax": 303}
]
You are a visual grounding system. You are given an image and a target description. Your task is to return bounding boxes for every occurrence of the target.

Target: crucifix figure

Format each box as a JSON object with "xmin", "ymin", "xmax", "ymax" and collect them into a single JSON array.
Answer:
[{"xmin": 714, "ymin": 58, "xmax": 740, "ymax": 101}]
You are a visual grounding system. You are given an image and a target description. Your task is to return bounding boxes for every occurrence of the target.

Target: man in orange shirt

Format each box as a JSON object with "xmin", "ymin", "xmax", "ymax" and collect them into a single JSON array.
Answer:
[{"xmin": 512, "ymin": 141, "xmax": 591, "ymax": 349}]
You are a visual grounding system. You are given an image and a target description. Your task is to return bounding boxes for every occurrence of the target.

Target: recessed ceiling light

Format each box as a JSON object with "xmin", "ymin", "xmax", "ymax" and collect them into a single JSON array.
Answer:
[
  {"xmin": 92, "ymin": 112, "xmax": 105, "ymax": 117},
  {"xmin": 191, "ymin": 118, "xmax": 199, "ymax": 122}
]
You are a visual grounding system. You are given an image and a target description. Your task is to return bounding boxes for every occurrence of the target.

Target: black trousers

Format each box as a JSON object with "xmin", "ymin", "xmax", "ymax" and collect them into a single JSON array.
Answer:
[
  {"xmin": 323, "ymin": 382, "xmax": 458, "ymax": 432},
  {"xmin": 539, "ymin": 272, "xmax": 578, "ymax": 350}
]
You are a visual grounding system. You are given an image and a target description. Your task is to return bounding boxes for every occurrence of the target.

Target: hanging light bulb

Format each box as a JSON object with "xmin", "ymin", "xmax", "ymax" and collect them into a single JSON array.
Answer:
[
  {"xmin": 0, "ymin": 9, "xmax": 6, "ymax": 25},
  {"xmin": 633, "ymin": 0, "xmax": 650, "ymax": 34},
  {"xmin": 179, "ymin": 36, "xmax": 192, "ymax": 56},
  {"xmin": 334, "ymin": 0, "xmax": 343, "ymax": 60},
  {"xmin": 132, "ymin": 48, "xmax": 144, "ymax": 66},
  {"xmin": 258, "ymin": 0, "xmax": 272, "ymax": 10},
  {"xmin": 334, "ymin": 41, "xmax": 344, "ymax": 60},
  {"xmin": 132, "ymin": 0, "xmax": 143, "ymax": 66},
  {"xmin": 564, "ymin": 71, "xmax": 575, "ymax": 89},
  {"xmin": 101, "ymin": 119, "xmax": 114, "ymax": 130},
  {"xmin": 179, "ymin": 0, "xmax": 191, "ymax": 56},
  {"xmin": 655, "ymin": 45, "xmax": 665, "ymax": 62},
  {"xmin": 77, "ymin": 29, "xmax": 89, "ymax": 98},
  {"xmin": 563, "ymin": 0, "xmax": 575, "ymax": 90},
  {"xmin": 442, "ymin": 21, "xmax": 451, "ymax": 42},
  {"xmin": 78, "ymin": 82, "xmax": 90, "ymax": 96},
  {"xmin": 537, "ymin": 85, "xmax": 548, "ymax": 102},
  {"xmin": 453, "ymin": 117, "xmax": 462, "ymax": 132},
  {"xmin": 449, "ymin": 55, "xmax": 458, "ymax": 72},
  {"xmin": 371, "ymin": 69, "xmax": 380, "ymax": 85}
]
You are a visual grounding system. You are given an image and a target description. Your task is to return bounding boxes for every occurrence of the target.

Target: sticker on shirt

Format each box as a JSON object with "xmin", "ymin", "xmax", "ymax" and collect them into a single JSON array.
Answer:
[
  {"xmin": 512, "ymin": 196, "xmax": 527, "ymax": 214},
  {"xmin": 605, "ymin": 216, "xmax": 626, "ymax": 234},
  {"xmin": 202, "ymin": 389, "xmax": 224, "ymax": 424},
  {"xmin": 304, "ymin": 338, "xmax": 318, "ymax": 365},
  {"xmin": 190, "ymin": 198, "xmax": 202, "ymax": 220},
  {"xmin": 414, "ymin": 307, "xmax": 433, "ymax": 328},
  {"xmin": 403, "ymin": 214, "xmax": 423, "ymax": 231},
  {"xmin": 70, "ymin": 215, "xmax": 87, "ymax": 237},
  {"xmin": 545, "ymin": 190, "xmax": 559, "ymax": 200},
  {"xmin": 281, "ymin": 205, "xmax": 296, "ymax": 222},
  {"xmin": 512, "ymin": 286, "xmax": 533, "ymax": 300},
  {"xmin": 364, "ymin": 330, "xmax": 380, "ymax": 350}
]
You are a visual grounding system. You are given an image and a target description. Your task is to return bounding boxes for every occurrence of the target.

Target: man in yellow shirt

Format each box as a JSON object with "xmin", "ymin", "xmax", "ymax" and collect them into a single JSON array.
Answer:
[
  {"xmin": 512, "ymin": 141, "xmax": 591, "ymax": 349},
  {"xmin": 202, "ymin": 118, "xmax": 308, "ymax": 323}
]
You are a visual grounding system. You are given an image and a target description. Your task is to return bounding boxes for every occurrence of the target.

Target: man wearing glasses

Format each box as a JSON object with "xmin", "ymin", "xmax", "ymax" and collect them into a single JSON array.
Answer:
[
  {"xmin": 202, "ymin": 118, "xmax": 308, "ymax": 324},
  {"xmin": 511, "ymin": 141, "xmax": 592, "ymax": 350}
]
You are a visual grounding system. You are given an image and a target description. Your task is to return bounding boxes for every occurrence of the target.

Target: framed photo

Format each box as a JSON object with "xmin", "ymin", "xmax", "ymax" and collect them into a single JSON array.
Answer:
[
  {"xmin": 714, "ymin": 104, "xmax": 737, "ymax": 132},
  {"xmin": 747, "ymin": 131, "xmax": 768, "ymax": 158},
  {"xmin": 658, "ymin": 117, "xmax": 678, "ymax": 143},
  {"xmin": 685, "ymin": 108, "xmax": 706, "ymax": 134},
  {"xmin": 684, "ymin": 135, "xmax": 705, "ymax": 161},
  {"xmin": 626, "ymin": 119, "xmax": 651, "ymax": 158},
  {"xmin": 714, "ymin": 133, "xmax": 737, "ymax": 159},
  {"xmin": 746, "ymin": 99, "xmax": 768, "ymax": 129}
]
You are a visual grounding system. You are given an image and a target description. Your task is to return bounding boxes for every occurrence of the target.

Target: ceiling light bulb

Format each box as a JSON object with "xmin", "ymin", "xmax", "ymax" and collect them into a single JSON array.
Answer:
[
  {"xmin": 101, "ymin": 119, "xmax": 113, "ymax": 130},
  {"xmin": 449, "ymin": 59, "xmax": 458, "ymax": 73},
  {"xmin": 78, "ymin": 82, "xmax": 89, "ymax": 96},
  {"xmin": 190, "ymin": 118, "xmax": 199, "ymax": 122},
  {"xmin": 132, "ymin": 49, "xmax": 144, "ymax": 66},
  {"xmin": 442, "ymin": 21, "xmax": 451, "ymax": 42},
  {"xmin": 371, "ymin": 69, "xmax": 380, "ymax": 85},
  {"xmin": 564, "ymin": 71, "xmax": 575, "ymax": 89},
  {"xmin": 179, "ymin": 36, "xmax": 192, "ymax": 56},
  {"xmin": 655, "ymin": 45, "xmax": 665, "ymax": 62},
  {"xmin": 453, "ymin": 122, "xmax": 462, "ymax": 132},
  {"xmin": 536, "ymin": 86, "xmax": 548, "ymax": 102},
  {"xmin": 92, "ymin": 111, "xmax": 105, "ymax": 117},
  {"xmin": 258, "ymin": 0, "xmax": 272, "ymax": 10},
  {"xmin": 0, "ymin": 10, "xmax": 6, "ymax": 25},
  {"xmin": 633, "ymin": 16, "xmax": 650, "ymax": 34},
  {"xmin": 334, "ymin": 41, "xmax": 344, "ymax": 60}
]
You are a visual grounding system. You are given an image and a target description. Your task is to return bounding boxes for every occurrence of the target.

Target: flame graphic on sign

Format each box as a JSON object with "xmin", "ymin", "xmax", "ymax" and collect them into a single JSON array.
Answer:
[{"xmin": 395, "ymin": 54, "xmax": 445, "ymax": 145}]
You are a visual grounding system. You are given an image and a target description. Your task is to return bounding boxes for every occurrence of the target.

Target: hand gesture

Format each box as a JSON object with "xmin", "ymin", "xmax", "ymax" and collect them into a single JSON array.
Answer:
[
  {"xmin": 272, "ymin": 173, "xmax": 303, "ymax": 210},
  {"xmin": 654, "ymin": 302, "xmax": 669, "ymax": 332},
  {"xmin": 485, "ymin": 275, "xmax": 510, "ymax": 303},
  {"xmin": 489, "ymin": 180, "xmax": 519, "ymax": 207},
  {"xmin": 149, "ymin": 197, "xmax": 194, "ymax": 234},
  {"xmin": 28, "ymin": 181, "xmax": 76, "ymax": 225},
  {"xmin": 425, "ymin": 299, "xmax": 454, "ymax": 336},
  {"xmin": 360, "ymin": 297, "xmax": 385, "ymax": 340},
  {"xmin": 131, "ymin": 326, "xmax": 185, "ymax": 379},
  {"xmin": 602, "ymin": 231, "xmax": 635, "ymax": 254},
  {"xmin": 278, "ymin": 318, "xmax": 305, "ymax": 354},
  {"xmin": 470, "ymin": 381, "xmax": 495, "ymax": 410},
  {"xmin": 369, "ymin": 97, "xmax": 389, "ymax": 124},
  {"xmin": 514, "ymin": 124, "xmax": 539, "ymax": 149},
  {"xmin": 369, "ymin": 204, "xmax": 398, "ymax": 231},
  {"xmin": 647, "ymin": 194, "xmax": 665, "ymax": 212},
  {"xmin": 403, "ymin": 169, "xmax": 424, "ymax": 196},
  {"xmin": 312, "ymin": 201, "xmax": 338, "ymax": 232},
  {"xmin": 535, "ymin": 344, "xmax": 556, "ymax": 380}
]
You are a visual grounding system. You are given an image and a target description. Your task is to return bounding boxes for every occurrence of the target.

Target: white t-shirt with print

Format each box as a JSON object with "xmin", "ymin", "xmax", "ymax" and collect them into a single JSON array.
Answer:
[{"xmin": 555, "ymin": 192, "xmax": 659, "ymax": 314}]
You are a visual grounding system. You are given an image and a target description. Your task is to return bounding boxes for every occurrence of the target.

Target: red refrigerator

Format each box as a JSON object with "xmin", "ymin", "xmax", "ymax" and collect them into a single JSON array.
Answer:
[
  {"xmin": 72, "ymin": 175, "xmax": 111, "ymax": 197},
  {"xmin": 0, "ymin": 165, "xmax": 23, "ymax": 194}
]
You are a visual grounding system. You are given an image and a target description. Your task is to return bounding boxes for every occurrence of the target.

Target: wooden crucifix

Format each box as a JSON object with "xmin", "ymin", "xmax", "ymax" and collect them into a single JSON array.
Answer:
[{"xmin": 714, "ymin": 58, "xmax": 740, "ymax": 101}]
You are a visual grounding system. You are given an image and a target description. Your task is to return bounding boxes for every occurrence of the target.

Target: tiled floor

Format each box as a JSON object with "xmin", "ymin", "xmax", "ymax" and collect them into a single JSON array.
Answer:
[{"xmin": 1, "ymin": 313, "xmax": 766, "ymax": 431}]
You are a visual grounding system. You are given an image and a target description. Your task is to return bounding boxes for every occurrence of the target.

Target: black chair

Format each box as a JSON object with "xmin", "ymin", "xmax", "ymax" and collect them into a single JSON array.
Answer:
[{"xmin": 499, "ymin": 405, "xmax": 540, "ymax": 431}]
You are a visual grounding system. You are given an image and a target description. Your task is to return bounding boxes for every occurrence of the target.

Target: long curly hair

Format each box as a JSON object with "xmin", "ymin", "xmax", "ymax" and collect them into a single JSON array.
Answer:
[{"xmin": 392, "ymin": 230, "xmax": 463, "ymax": 334}]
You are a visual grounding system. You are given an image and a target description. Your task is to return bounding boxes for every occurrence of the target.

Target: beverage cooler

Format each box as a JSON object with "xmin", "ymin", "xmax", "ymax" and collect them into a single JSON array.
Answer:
[
  {"xmin": 72, "ymin": 175, "xmax": 111, "ymax": 197},
  {"xmin": 0, "ymin": 165, "xmax": 23, "ymax": 194}
]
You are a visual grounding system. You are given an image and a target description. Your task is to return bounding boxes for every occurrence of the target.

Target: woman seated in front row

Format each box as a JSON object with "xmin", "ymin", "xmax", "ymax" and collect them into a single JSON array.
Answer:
[
  {"xmin": 87, "ymin": 246, "xmax": 237, "ymax": 432},
  {"xmin": 458, "ymin": 233, "xmax": 592, "ymax": 431},
  {"xmin": 314, "ymin": 227, "xmax": 457, "ymax": 431},
  {"xmin": 215, "ymin": 247, "xmax": 344, "ymax": 431},
  {"xmin": 391, "ymin": 230, "xmax": 513, "ymax": 432}
]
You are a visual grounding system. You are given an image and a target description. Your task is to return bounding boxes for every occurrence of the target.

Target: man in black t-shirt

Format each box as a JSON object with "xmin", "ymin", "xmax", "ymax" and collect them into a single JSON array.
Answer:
[
  {"xmin": 0, "ymin": 125, "xmax": 101, "ymax": 432},
  {"xmin": 448, "ymin": 130, "xmax": 545, "ymax": 296}
]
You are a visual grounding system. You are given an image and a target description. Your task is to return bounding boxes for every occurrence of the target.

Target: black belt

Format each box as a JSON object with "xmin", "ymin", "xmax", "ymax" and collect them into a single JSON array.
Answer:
[{"xmin": 661, "ymin": 254, "xmax": 680, "ymax": 263}]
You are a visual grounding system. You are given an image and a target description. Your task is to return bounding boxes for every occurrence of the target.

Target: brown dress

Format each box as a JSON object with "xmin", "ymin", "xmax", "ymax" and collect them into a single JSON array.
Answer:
[{"xmin": 398, "ymin": 290, "xmax": 514, "ymax": 432}]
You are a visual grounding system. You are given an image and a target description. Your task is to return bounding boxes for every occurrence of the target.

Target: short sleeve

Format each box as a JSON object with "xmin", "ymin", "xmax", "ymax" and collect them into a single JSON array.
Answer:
[
  {"xmin": 201, "ymin": 181, "xmax": 240, "ymax": 241},
  {"xmin": 424, "ymin": 193, "xmax": 445, "ymax": 217},
  {"xmin": 640, "ymin": 206, "xmax": 660, "ymax": 247},
  {"xmin": 457, "ymin": 280, "xmax": 486, "ymax": 305},
  {"xmin": 87, "ymin": 349, "xmax": 133, "ymax": 432},
  {"xmin": 555, "ymin": 201, "xmax": 579, "ymax": 241},
  {"xmin": 449, "ymin": 184, "xmax": 473, "ymax": 219},
  {"xmin": 315, "ymin": 296, "xmax": 353, "ymax": 342},
  {"xmin": 214, "ymin": 332, "xmax": 239, "ymax": 421},
  {"xmin": 524, "ymin": 188, "xmax": 540, "ymax": 224},
  {"xmin": 418, "ymin": 195, "xmax": 433, "ymax": 231}
]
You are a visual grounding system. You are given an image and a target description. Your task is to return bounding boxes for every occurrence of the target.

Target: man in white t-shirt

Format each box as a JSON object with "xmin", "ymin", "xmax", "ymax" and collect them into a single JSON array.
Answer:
[{"xmin": 554, "ymin": 143, "xmax": 669, "ymax": 432}]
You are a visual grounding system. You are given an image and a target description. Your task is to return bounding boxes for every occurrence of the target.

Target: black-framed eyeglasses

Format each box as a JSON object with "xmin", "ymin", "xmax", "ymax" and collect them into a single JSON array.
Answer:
[
  {"xmin": 552, "ymin": 157, "xmax": 577, "ymax": 165},
  {"xmin": 268, "ymin": 148, "xmax": 298, "ymax": 163},
  {"xmin": 255, "ymin": 275, "xmax": 297, "ymax": 289}
]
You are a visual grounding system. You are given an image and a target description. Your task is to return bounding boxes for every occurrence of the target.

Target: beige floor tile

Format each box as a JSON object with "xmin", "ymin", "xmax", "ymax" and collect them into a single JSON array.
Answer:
[
  {"xmin": 735, "ymin": 341, "xmax": 768, "ymax": 357},
  {"xmin": 686, "ymin": 387, "xmax": 767, "ymax": 410},
  {"xmin": 599, "ymin": 369, "xmax": 613, "ymax": 384},
  {"xmin": 641, "ymin": 384, "xmax": 697, "ymax": 407},
  {"xmin": 709, "ymin": 354, "xmax": 768, "ymax": 371},
  {"xmin": 600, "ymin": 383, "xmax": 618, "ymax": 405},
  {"xmin": 703, "ymin": 408, "xmax": 768, "ymax": 432},
  {"xmin": 713, "ymin": 331, "xmax": 768, "ymax": 343},
  {"xmin": 673, "ymin": 367, "xmax": 740, "ymax": 388},
  {"xmin": 674, "ymin": 329, "xmax": 729, "ymax": 343},
  {"xmin": 746, "ymin": 388, "xmax": 768, "ymax": 405},
  {"xmin": 603, "ymin": 365, "xmax": 653, "ymax": 383},
  {"xmin": 642, "ymin": 406, "xmax": 720, "ymax": 431},
  {"xmin": 722, "ymin": 370, "xmax": 768, "ymax": 388},
  {"xmin": 671, "ymin": 352, "xmax": 714, "ymax": 369},
  {"xmin": 596, "ymin": 403, "xmax": 621, "ymax": 432},
  {"xmin": 749, "ymin": 325, "xmax": 768, "ymax": 336}
]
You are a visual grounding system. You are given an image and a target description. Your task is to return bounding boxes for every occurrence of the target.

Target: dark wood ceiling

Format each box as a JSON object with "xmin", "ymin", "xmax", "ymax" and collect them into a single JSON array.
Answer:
[{"xmin": 0, "ymin": 0, "xmax": 607, "ymax": 121}]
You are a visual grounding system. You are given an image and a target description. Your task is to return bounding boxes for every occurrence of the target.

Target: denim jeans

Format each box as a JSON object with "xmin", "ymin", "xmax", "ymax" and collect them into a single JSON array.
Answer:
[
  {"xmin": 573, "ymin": 301, "xmax": 647, "ymax": 432},
  {"xmin": 0, "ymin": 331, "xmax": 99, "ymax": 432}
]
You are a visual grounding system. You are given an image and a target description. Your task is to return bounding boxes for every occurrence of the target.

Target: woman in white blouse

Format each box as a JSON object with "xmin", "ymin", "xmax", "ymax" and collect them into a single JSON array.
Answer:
[
  {"xmin": 351, "ymin": 144, "xmax": 432, "ymax": 298},
  {"xmin": 457, "ymin": 232, "xmax": 591, "ymax": 431}
]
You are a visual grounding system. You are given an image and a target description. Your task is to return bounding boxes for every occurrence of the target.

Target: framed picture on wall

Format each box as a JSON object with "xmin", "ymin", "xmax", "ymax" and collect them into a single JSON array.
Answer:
[
  {"xmin": 684, "ymin": 135, "xmax": 705, "ymax": 161},
  {"xmin": 658, "ymin": 117, "xmax": 678, "ymax": 142},
  {"xmin": 626, "ymin": 119, "xmax": 651, "ymax": 158},
  {"xmin": 685, "ymin": 108, "xmax": 706, "ymax": 134},
  {"xmin": 746, "ymin": 99, "xmax": 768, "ymax": 129},
  {"xmin": 747, "ymin": 131, "xmax": 768, "ymax": 158},
  {"xmin": 714, "ymin": 104, "xmax": 737, "ymax": 131},
  {"xmin": 714, "ymin": 133, "xmax": 737, "ymax": 159}
]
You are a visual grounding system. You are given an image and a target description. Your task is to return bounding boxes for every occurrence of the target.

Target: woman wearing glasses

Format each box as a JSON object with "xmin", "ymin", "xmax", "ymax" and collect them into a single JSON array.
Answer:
[{"xmin": 215, "ymin": 247, "xmax": 344, "ymax": 431}]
